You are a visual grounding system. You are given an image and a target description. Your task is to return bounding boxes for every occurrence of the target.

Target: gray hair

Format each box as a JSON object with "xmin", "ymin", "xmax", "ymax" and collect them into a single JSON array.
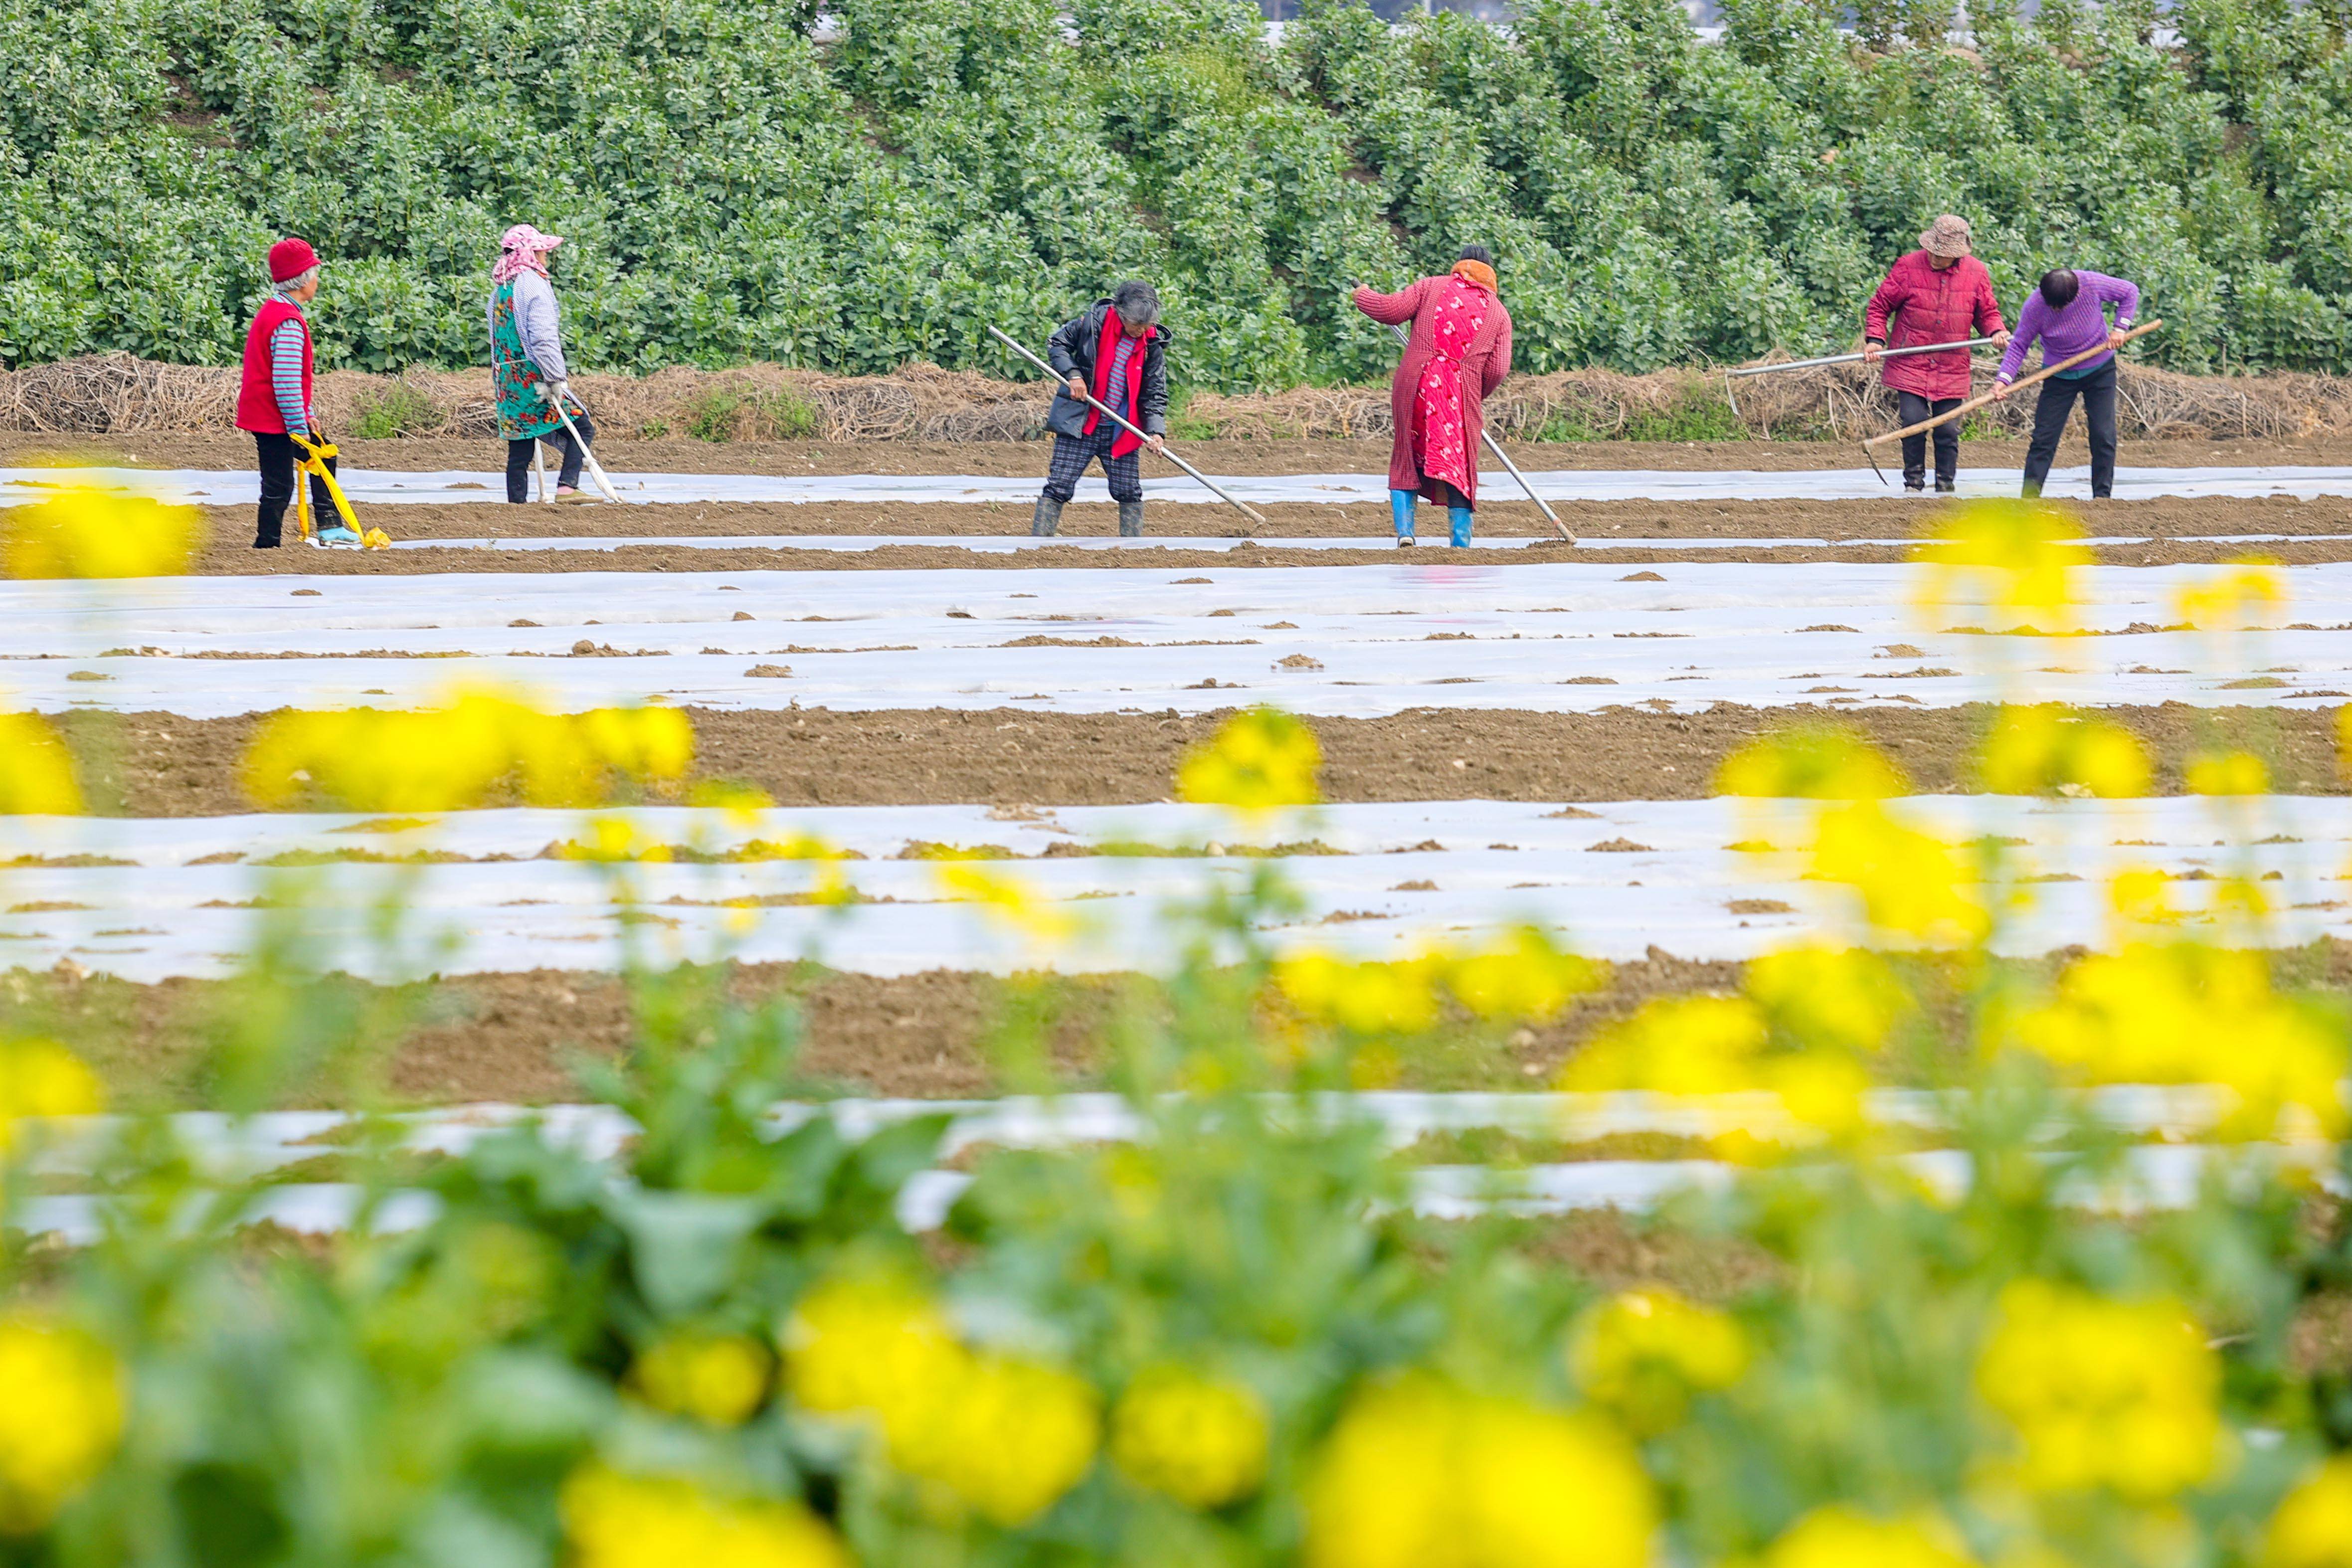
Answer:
[
  {"xmin": 280, "ymin": 266, "xmax": 320, "ymax": 293},
  {"xmin": 1112, "ymin": 279, "xmax": 1161, "ymax": 328}
]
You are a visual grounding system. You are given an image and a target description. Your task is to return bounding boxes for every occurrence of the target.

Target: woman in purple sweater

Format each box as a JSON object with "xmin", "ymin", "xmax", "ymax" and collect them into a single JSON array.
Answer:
[{"xmin": 1991, "ymin": 268, "xmax": 2140, "ymax": 499}]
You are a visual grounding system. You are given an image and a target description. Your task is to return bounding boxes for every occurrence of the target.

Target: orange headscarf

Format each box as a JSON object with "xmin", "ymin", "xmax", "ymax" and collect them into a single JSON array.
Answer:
[{"xmin": 1452, "ymin": 258, "xmax": 1497, "ymax": 292}]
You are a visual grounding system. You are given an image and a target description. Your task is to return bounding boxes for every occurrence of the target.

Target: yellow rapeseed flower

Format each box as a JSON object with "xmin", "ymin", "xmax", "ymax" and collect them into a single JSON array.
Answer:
[
  {"xmin": 560, "ymin": 1465, "xmax": 846, "ymax": 1568},
  {"xmin": 0, "ymin": 1315, "xmax": 125, "ymax": 1533},
  {"xmin": 0, "ymin": 710, "xmax": 83, "ymax": 815},
  {"xmin": 1570, "ymin": 1288, "xmax": 1750, "ymax": 1435},
  {"xmin": 1109, "ymin": 1365, "xmax": 1270, "ymax": 1510},
  {"xmin": 1275, "ymin": 948, "xmax": 1446, "ymax": 1035},
  {"xmin": 784, "ymin": 1276, "xmax": 1099, "ymax": 1527},
  {"xmin": 1767, "ymin": 1506, "xmax": 1978, "ymax": 1568},
  {"xmin": 1809, "ymin": 803, "xmax": 1990, "ymax": 947},
  {"xmin": 2173, "ymin": 558, "xmax": 2286, "ymax": 633},
  {"xmin": 2185, "ymin": 751, "xmax": 2269, "ymax": 797},
  {"xmin": 1445, "ymin": 927, "xmax": 1603, "ymax": 1024},
  {"xmin": 932, "ymin": 863, "xmax": 1076, "ymax": 947},
  {"xmin": 629, "ymin": 1332, "xmax": 773, "ymax": 1426},
  {"xmin": 2266, "ymin": 1456, "xmax": 2352, "ymax": 1568},
  {"xmin": 2001, "ymin": 942, "xmax": 2343, "ymax": 1138},
  {"xmin": 1975, "ymin": 1279, "xmax": 2222, "ymax": 1499},
  {"xmin": 1979, "ymin": 706, "xmax": 2152, "ymax": 798},
  {"xmin": 1745, "ymin": 944, "xmax": 1910, "ymax": 1053},
  {"xmin": 1304, "ymin": 1373, "xmax": 1655, "ymax": 1568},
  {"xmin": 1910, "ymin": 499, "xmax": 2091, "ymax": 629},
  {"xmin": 5, "ymin": 487, "xmax": 204, "ymax": 579},
  {"xmin": 0, "ymin": 1037, "xmax": 106, "ymax": 1158},
  {"xmin": 1562, "ymin": 995, "xmax": 1767, "ymax": 1097},
  {"xmin": 1174, "ymin": 708, "xmax": 1322, "ymax": 813},
  {"xmin": 1717, "ymin": 729, "xmax": 1907, "ymax": 801},
  {"xmin": 242, "ymin": 690, "xmax": 696, "ymax": 812}
]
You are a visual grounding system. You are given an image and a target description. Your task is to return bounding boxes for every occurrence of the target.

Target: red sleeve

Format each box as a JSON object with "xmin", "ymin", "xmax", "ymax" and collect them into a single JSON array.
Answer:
[
  {"xmin": 1864, "ymin": 266, "xmax": 1904, "ymax": 344},
  {"xmin": 1974, "ymin": 268, "xmax": 2006, "ymax": 336},
  {"xmin": 1481, "ymin": 310, "xmax": 1512, "ymax": 396},
  {"xmin": 1353, "ymin": 278, "xmax": 1427, "ymax": 327}
]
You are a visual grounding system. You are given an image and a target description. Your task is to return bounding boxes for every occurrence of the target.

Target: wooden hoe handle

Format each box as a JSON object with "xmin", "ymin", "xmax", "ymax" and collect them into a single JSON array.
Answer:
[{"xmin": 1861, "ymin": 320, "xmax": 2165, "ymax": 450}]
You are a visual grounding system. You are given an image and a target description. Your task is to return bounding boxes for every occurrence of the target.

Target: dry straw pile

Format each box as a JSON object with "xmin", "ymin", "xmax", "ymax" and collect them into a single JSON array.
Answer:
[{"xmin": 3, "ymin": 351, "xmax": 2346, "ymax": 444}]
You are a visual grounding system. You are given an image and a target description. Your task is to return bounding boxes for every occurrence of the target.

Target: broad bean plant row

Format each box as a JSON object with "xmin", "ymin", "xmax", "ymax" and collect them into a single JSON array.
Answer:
[{"xmin": 2, "ymin": 0, "xmax": 2349, "ymax": 384}]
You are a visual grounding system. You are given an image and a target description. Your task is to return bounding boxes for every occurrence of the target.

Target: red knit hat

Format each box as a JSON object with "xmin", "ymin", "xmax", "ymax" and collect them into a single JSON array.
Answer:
[{"xmin": 267, "ymin": 237, "xmax": 320, "ymax": 283}]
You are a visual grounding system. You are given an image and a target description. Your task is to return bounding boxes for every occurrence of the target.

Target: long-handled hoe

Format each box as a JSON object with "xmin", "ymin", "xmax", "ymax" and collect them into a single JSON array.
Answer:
[
  {"xmin": 1723, "ymin": 335, "xmax": 1999, "ymax": 422},
  {"xmin": 544, "ymin": 387, "xmax": 622, "ymax": 504},
  {"xmin": 1362, "ymin": 315, "xmax": 1572, "ymax": 543},
  {"xmin": 1859, "ymin": 321, "xmax": 2164, "ymax": 485},
  {"xmin": 987, "ymin": 326, "xmax": 1268, "ymax": 530}
]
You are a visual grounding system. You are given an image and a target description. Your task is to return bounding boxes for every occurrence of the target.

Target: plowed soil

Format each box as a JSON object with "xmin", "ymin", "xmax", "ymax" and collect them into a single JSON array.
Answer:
[
  {"xmin": 56, "ymin": 701, "xmax": 2352, "ymax": 819},
  {"xmin": 12, "ymin": 432, "xmax": 2350, "ymax": 475}
]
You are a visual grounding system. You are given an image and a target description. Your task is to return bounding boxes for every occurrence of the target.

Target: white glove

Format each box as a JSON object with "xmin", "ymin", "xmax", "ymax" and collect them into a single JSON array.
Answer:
[{"xmin": 545, "ymin": 379, "xmax": 571, "ymax": 408}]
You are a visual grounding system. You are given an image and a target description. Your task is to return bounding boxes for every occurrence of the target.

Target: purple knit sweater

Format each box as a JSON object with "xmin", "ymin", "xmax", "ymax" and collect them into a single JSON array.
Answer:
[{"xmin": 1995, "ymin": 270, "xmax": 2141, "ymax": 382}]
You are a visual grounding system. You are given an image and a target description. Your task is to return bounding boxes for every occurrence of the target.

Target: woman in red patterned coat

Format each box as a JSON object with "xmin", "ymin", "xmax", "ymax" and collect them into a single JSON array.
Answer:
[
  {"xmin": 1863, "ymin": 214, "xmax": 2010, "ymax": 495},
  {"xmin": 1353, "ymin": 245, "xmax": 1513, "ymax": 548}
]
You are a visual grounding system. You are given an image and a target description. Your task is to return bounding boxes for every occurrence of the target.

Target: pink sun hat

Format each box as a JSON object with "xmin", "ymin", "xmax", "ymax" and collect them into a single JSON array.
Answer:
[{"xmin": 492, "ymin": 224, "xmax": 567, "ymax": 284}]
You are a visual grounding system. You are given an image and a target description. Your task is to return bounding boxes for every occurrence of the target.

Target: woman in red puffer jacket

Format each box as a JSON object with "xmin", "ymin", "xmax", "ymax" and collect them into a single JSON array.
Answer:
[{"xmin": 1863, "ymin": 215, "xmax": 2010, "ymax": 494}]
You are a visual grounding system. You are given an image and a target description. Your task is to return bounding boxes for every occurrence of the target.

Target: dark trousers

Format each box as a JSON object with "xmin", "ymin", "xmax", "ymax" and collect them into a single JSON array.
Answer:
[
  {"xmin": 2021, "ymin": 359, "xmax": 2118, "ymax": 500},
  {"xmin": 1897, "ymin": 391, "xmax": 1961, "ymax": 488},
  {"xmin": 1043, "ymin": 425, "xmax": 1142, "ymax": 504},
  {"xmin": 253, "ymin": 431, "xmax": 338, "ymax": 547},
  {"xmin": 505, "ymin": 412, "xmax": 597, "ymax": 503}
]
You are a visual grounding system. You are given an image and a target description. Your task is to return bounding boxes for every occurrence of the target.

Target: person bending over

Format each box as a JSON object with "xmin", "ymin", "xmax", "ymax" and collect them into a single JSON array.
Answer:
[
  {"xmin": 487, "ymin": 224, "xmax": 598, "ymax": 503},
  {"xmin": 1352, "ymin": 245, "xmax": 1513, "ymax": 547},
  {"xmin": 235, "ymin": 238, "xmax": 356, "ymax": 548},
  {"xmin": 1992, "ymin": 267, "xmax": 2141, "ymax": 501},
  {"xmin": 1034, "ymin": 281, "xmax": 1170, "ymax": 538}
]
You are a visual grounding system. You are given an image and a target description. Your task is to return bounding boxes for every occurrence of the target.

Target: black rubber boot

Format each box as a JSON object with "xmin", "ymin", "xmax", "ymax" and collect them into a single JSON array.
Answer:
[
  {"xmin": 1934, "ymin": 479, "xmax": 1957, "ymax": 494},
  {"xmin": 1117, "ymin": 500, "xmax": 1144, "ymax": 537},
  {"xmin": 1031, "ymin": 497, "xmax": 1063, "ymax": 537}
]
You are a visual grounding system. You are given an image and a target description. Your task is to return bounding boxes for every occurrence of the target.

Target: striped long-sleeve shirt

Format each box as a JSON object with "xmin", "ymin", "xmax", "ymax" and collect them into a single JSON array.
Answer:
[{"xmin": 268, "ymin": 289, "xmax": 310, "ymax": 435}]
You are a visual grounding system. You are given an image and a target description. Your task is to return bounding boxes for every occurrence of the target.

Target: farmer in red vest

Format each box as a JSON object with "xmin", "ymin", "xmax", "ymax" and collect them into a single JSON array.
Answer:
[
  {"xmin": 1033, "ymin": 281, "xmax": 1169, "ymax": 538},
  {"xmin": 1862, "ymin": 215, "xmax": 2009, "ymax": 495},
  {"xmin": 234, "ymin": 238, "xmax": 355, "ymax": 548}
]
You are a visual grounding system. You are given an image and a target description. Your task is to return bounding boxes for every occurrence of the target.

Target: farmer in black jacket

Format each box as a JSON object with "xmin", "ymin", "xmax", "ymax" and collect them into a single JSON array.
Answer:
[{"xmin": 1033, "ymin": 280, "xmax": 1170, "ymax": 537}]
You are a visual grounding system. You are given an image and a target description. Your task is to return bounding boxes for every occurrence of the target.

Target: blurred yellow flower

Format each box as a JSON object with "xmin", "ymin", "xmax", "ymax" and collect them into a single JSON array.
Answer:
[
  {"xmin": 561, "ymin": 1465, "xmax": 846, "ymax": 1568},
  {"xmin": 630, "ymin": 1332, "xmax": 773, "ymax": 1426},
  {"xmin": 933, "ymin": 863, "xmax": 1076, "ymax": 947},
  {"xmin": 1305, "ymin": 1373, "xmax": 1654, "ymax": 1568},
  {"xmin": 1446, "ymin": 927, "xmax": 1602, "ymax": 1024},
  {"xmin": 2173, "ymin": 559, "xmax": 2286, "ymax": 633},
  {"xmin": 1110, "ymin": 1365, "xmax": 1270, "ymax": 1509},
  {"xmin": 0, "ymin": 710, "xmax": 83, "ymax": 815},
  {"xmin": 1175, "ymin": 708, "xmax": 1322, "ymax": 813},
  {"xmin": 559, "ymin": 816, "xmax": 675, "ymax": 865},
  {"xmin": 1570, "ymin": 1288, "xmax": 1749, "ymax": 1435},
  {"xmin": 1717, "ymin": 728, "xmax": 1907, "ymax": 800},
  {"xmin": 242, "ymin": 690, "xmax": 695, "ymax": 812},
  {"xmin": 0, "ymin": 1316, "xmax": 125, "ymax": 1533},
  {"xmin": 784, "ymin": 1276, "xmax": 1099, "ymax": 1527},
  {"xmin": 1975, "ymin": 1279, "xmax": 2222, "ymax": 1499},
  {"xmin": 2185, "ymin": 751, "xmax": 2269, "ymax": 797},
  {"xmin": 2001, "ymin": 943, "xmax": 2343, "ymax": 1139},
  {"xmin": 1910, "ymin": 500, "xmax": 2091, "ymax": 628},
  {"xmin": 1563, "ymin": 995, "xmax": 1766, "ymax": 1097},
  {"xmin": 2266, "ymin": 1456, "xmax": 2352, "ymax": 1568},
  {"xmin": 1980, "ymin": 706, "xmax": 2152, "ymax": 798},
  {"xmin": 1768, "ymin": 1506, "xmax": 1978, "ymax": 1568},
  {"xmin": 4, "ymin": 487, "xmax": 204, "ymax": 579},
  {"xmin": 0, "ymin": 1038, "xmax": 106, "ymax": 1157},
  {"xmin": 1746, "ymin": 944, "xmax": 1910, "ymax": 1053},
  {"xmin": 1276, "ymin": 949, "xmax": 1446, "ymax": 1035},
  {"xmin": 1810, "ymin": 803, "xmax": 1990, "ymax": 947}
]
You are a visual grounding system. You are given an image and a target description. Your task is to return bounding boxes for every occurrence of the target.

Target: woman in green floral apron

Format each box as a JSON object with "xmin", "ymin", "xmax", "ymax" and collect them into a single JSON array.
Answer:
[{"xmin": 487, "ymin": 224, "xmax": 597, "ymax": 503}]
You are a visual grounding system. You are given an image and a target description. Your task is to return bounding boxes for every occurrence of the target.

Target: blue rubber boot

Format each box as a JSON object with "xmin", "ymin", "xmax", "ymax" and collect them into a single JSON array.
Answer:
[
  {"xmin": 1448, "ymin": 506, "xmax": 1474, "ymax": 547},
  {"xmin": 1390, "ymin": 488, "xmax": 1419, "ymax": 546}
]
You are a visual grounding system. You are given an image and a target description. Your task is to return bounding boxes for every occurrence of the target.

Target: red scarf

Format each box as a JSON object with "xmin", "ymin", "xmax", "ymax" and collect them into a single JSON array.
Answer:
[{"xmin": 1084, "ymin": 314, "xmax": 1151, "ymax": 458}]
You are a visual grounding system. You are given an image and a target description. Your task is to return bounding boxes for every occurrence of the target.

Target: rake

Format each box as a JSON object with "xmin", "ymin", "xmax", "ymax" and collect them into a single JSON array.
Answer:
[
  {"xmin": 1722, "ymin": 336, "xmax": 2000, "ymax": 423},
  {"xmin": 1859, "ymin": 321, "xmax": 2164, "ymax": 485}
]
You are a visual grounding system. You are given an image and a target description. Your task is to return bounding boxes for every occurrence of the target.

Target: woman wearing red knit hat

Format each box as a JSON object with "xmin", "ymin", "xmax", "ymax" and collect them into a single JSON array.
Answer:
[{"xmin": 234, "ymin": 238, "xmax": 355, "ymax": 547}]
